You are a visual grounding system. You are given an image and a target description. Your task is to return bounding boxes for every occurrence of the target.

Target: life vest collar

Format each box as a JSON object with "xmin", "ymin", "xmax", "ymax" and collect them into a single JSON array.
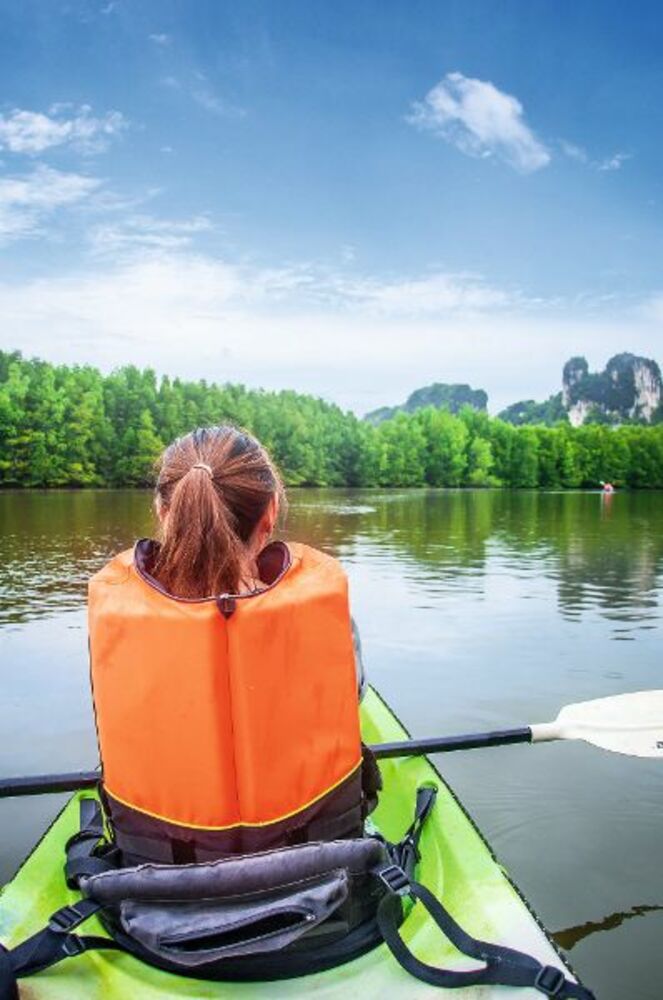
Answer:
[{"xmin": 133, "ymin": 537, "xmax": 293, "ymax": 612}]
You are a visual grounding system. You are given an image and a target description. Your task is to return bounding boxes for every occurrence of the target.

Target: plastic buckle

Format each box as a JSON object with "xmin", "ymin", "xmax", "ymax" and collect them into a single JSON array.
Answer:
[
  {"xmin": 216, "ymin": 595, "xmax": 237, "ymax": 618},
  {"xmin": 534, "ymin": 965, "xmax": 566, "ymax": 997},
  {"xmin": 48, "ymin": 905, "xmax": 85, "ymax": 934},
  {"xmin": 378, "ymin": 864, "xmax": 411, "ymax": 896},
  {"xmin": 62, "ymin": 935, "xmax": 86, "ymax": 958}
]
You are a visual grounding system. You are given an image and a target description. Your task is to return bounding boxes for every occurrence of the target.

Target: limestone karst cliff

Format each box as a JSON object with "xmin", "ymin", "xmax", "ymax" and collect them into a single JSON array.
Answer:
[
  {"xmin": 365, "ymin": 383, "xmax": 488, "ymax": 425},
  {"xmin": 562, "ymin": 353, "xmax": 661, "ymax": 426},
  {"xmin": 499, "ymin": 353, "xmax": 662, "ymax": 426}
]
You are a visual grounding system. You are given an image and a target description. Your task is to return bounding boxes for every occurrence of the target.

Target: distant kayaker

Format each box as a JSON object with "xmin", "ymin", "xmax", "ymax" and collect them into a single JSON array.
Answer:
[
  {"xmin": 601, "ymin": 481, "xmax": 615, "ymax": 493},
  {"xmin": 88, "ymin": 425, "xmax": 377, "ymax": 865}
]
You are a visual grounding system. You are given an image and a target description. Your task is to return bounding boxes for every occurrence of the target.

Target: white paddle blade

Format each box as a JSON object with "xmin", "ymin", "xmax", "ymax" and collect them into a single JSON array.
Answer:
[{"xmin": 530, "ymin": 691, "xmax": 663, "ymax": 758}]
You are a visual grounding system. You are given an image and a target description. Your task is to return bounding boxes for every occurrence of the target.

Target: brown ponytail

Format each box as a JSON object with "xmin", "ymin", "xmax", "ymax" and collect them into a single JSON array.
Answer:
[{"xmin": 152, "ymin": 426, "xmax": 284, "ymax": 599}]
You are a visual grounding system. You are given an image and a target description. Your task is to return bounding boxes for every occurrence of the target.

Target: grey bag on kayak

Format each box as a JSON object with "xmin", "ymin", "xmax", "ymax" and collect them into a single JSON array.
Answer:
[{"xmin": 80, "ymin": 837, "xmax": 387, "ymax": 966}]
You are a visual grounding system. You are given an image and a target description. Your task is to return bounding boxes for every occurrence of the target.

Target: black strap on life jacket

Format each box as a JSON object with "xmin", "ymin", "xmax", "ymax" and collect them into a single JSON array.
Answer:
[
  {"xmin": 374, "ymin": 789, "xmax": 595, "ymax": 1000},
  {"xmin": 0, "ymin": 792, "xmax": 595, "ymax": 999},
  {"xmin": 0, "ymin": 799, "xmax": 121, "ymax": 998},
  {"xmin": 64, "ymin": 796, "xmax": 119, "ymax": 887},
  {"xmin": 0, "ymin": 896, "xmax": 120, "ymax": 998}
]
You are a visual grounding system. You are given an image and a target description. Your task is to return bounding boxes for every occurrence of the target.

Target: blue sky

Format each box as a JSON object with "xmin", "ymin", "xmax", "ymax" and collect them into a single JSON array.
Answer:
[{"xmin": 0, "ymin": 0, "xmax": 662, "ymax": 413}]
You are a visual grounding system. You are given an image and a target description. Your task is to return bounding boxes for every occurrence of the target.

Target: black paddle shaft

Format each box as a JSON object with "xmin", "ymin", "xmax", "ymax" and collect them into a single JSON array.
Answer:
[
  {"xmin": 0, "ymin": 771, "xmax": 100, "ymax": 798},
  {"xmin": 371, "ymin": 727, "xmax": 532, "ymax": 759},
  {"xmin": 0, "ymin": 727, "xmax": 534, "ymax": 798}
]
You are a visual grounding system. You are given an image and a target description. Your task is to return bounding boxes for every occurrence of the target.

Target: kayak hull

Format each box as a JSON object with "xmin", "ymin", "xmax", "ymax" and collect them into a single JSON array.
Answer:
[{"xmin": 0, "ymin": 687, "xmax": 579, "ymax": 997}]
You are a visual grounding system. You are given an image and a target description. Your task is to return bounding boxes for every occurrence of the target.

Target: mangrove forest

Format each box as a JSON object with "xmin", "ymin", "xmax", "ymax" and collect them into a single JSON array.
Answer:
[{"xmin": 1, "ymin": 350, "xmax": 663, "ymax": 489}]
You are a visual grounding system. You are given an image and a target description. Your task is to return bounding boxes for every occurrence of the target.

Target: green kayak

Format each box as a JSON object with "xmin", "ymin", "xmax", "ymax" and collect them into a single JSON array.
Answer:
[{"xmin": 0, "ymin": 687, "xmax": 580, "ymax": 997}]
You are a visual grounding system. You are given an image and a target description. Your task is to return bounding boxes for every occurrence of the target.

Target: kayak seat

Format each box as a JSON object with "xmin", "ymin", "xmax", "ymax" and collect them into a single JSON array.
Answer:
[
  {"xmin": 0, "ymin": 785, "xmax": 596, "ymax": 998},
  {"xmin": 86, "ymin": 833, "xmax": 392, "ymax": 978}
]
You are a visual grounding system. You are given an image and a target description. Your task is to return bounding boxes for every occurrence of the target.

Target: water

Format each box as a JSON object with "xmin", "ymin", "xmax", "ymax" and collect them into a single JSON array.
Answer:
[{"xmin": 1, "ymin": 487, "xmax": 662, "ymax": 999}]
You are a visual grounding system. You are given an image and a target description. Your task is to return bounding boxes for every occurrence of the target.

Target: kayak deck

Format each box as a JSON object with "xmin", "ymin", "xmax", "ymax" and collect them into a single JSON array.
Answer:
[{"xmin": 0, "ymin": 687, "xmax": 578, "ymax": 997}]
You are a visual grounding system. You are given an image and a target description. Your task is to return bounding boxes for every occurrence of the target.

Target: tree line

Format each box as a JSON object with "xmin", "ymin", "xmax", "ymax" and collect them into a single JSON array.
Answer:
[{"xmin": 1, "ymin": 350, "xmax": 663, "ymax": 489}]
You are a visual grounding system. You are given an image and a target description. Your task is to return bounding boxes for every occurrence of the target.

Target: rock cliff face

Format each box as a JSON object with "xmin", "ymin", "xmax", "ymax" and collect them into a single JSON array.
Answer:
[
  {"xmin": 365, "ymin": 383, "xmax": 487, "ymax": 425},
  {"xmin": 562, "ymin": 353, "xmax": 662, "ymax": 427},
  {"xmin": 499, "ymin": 353, "xmax": 662, "ymax": 427},
  {"xmin": 369, "ymin": 356, "xmax": 661, "ymax": 428},
  {"xmin": 497, "ymin": 394, "xmax": 567, "ymax": 427}
]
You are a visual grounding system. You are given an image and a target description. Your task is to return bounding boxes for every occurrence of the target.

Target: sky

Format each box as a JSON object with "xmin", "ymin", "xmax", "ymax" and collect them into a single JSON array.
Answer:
[{"xmin": 0, "ymin": 0, "xmax": 662, "ymax": 415}]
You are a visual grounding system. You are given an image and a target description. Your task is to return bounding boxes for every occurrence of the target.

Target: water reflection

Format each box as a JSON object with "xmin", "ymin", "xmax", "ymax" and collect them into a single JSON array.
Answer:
[
  {"xmin": 1, "ymin": 489, "xmax": 662, "ymax": 638},
  {"xmin": 553, "ymin": 903, "xmax": 663, "ymax": 951},
  {"xmin": 292, "ymin": 489, "xmax": 663, "ymax": 638},
  {"xmin": 0, "ymin": 491, "xmax": 152, "ymax": 625}
]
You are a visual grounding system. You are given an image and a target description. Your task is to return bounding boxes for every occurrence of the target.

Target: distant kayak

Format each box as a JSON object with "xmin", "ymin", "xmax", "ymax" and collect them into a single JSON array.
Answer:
[{"xmin": 0, "ymin": 686, "xmax": 583, "ymax": 997}]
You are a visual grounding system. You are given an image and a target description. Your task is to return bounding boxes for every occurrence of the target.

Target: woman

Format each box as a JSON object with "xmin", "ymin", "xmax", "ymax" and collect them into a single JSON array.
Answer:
[{"xmin": 88, "ymin": 425, "xmax": 375, "ymax": 866}]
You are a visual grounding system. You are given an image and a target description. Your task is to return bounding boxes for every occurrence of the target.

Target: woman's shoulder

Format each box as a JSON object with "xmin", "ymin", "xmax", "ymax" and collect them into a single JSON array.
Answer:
[
  {"xmin": 284, "ymin": 544, "xmax": 351, "ymax": 589},
  {"xmin": 89, "ymin": 547, "xmax": 134, "ymax": 588},
  {"xmin": 286, "ymin": 541, "xmax": 344, "ymax": 569}
]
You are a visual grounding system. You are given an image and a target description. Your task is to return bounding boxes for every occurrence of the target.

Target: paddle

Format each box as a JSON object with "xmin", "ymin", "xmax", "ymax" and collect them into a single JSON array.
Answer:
[
  {"xmin": 1, "ymin": 690, "xmax": 662, "ymax": 799},
  {"xmin": 376, "ymin": 690, "xmax": 663, "ymax": 759}
]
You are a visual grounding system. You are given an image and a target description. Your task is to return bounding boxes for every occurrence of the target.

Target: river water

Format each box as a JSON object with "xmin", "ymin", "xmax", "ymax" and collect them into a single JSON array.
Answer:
[{"xmin": 1, "ymin": 488, "xmax": 662, "ymax": 998}]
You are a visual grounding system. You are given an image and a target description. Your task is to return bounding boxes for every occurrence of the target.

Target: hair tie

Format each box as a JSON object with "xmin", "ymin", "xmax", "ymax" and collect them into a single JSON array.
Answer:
[{"xmin": 191, "ymin": 462, "xmax": 214, "ymax": 478}]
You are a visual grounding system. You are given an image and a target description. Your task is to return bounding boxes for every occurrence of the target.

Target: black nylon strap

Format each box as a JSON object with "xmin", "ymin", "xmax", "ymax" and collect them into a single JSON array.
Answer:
[
  {"xmin": 64, "ymin": 798, "xmax": 113, "ymax": 888},
  {"xmin": 360, "ymin": 743, "xmax": 383, "ymax": 818},
  {"xmin": 66, "ymin": 855, "xmax": 116, "ymax": 885},
  {"xmin": 0, "ymin": 798, "xmax": 118, "ymax": 990},
  {"xmin": 80, "ymin": 797, "xmax": 104, "ymax": 836},
  {"xmin": 48, "ymin": 897, "xmax": 101, "ymax": 932},
  {"xmin": 396, "ymin": 785, "xmax": 437, "ymax": 876},
  {"xmin": 13, "ymin": 930, "xmax": 119, "ymax": 977},
  {"xmin": 376, "ymin": 878, "xmax": 596, "ymax": 999},
  {"xmin": 0, "ymin": 946, "xmax": 19, "ymax": 1000},
  {"xmin": 7, "ymin": 898, "xmax": 120, "ymax": 979},
  {"xmin": 64, "ymin": 799, "xmax": 104, "ymax": 852},
  {"xmin": 409, "ymin": 786, "xmax": 437, "ymax": 844}
]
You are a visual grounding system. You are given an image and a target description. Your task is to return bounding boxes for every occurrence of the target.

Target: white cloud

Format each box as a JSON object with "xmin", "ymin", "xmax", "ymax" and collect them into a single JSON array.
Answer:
[
  {"xmin": 0, "ymin": 247, "xmax": 658, "ymax": 413},
  {"xmin": 0, "ymin": 252, "xmax": 513, "ymax": 344},
  {"xmin": 408, "ymin": 77, "xmax": 629, "ymax": 177},
  {"xmin": 0, "ymin": 250, "xmax": 656, "ymax": 414},
  {"xmin": 560, "ymin": 140, "xmax": 631, "ymax": 172},
  {"xmin": 89, "ymin": 214, "xmax": 213, "ymax": 255},
  {"xmin": 0, "ymin": 105, "xmax": 127, "ymax": 155},
  {"xmin": 191, "ymin": 85, "xmax": 246, "ymax": 119},
  {"xmin": 559, "ymin": 140, "xmax": 588, "ymax": 164},
  {"xmin": 160, "ymin": 73, "xmax": 246, "ymax": 118},
  {"xmin": 408, "ymin": 72, "xmax": 550, "ymax": 173},
  {"xmin": 597, "ymin": 152, "xmax": 631, "ymax": 172},
  {"xmin": 148, "ymin": 33, "xmax": 170, "ymax": 45},
  {"xmin": 0, "ymin": 165, "xmax": 101, "ymax": 242},
  {"xmin": 638, "ymin": 292, "xmax": 663, "ymax": 323},
  {"xmin": 339, "ymin": 271, "xmax": 511, "ymax": 314},
  {"xmin": 84, "ymin": 185, "xmax": 163, "ymax": 215},
  {"xmin": 191, "ymin": 87, "xmax": 230, "ymax": 115}
]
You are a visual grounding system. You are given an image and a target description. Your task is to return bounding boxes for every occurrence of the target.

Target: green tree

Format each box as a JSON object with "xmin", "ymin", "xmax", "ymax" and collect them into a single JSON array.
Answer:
[
  {"xmin": 508, "ymin": 427, "xmax": 539, "ymax": 488},
  {"xmin": 417, "ymin": 408, "xmax": 469, "ymax": 486},
  {"xmin": 114, "ymin": 410, "xmax": 164, "ymax": 486},
  {"xmin": 2, "ymin": 349, "xmax": 663, "ymax": 491}
]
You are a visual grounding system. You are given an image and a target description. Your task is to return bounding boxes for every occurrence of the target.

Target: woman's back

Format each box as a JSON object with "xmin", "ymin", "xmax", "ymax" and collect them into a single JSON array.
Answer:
[{"xmin": 88, "ymin": 425, "xmax": 366, "ymax": 864}]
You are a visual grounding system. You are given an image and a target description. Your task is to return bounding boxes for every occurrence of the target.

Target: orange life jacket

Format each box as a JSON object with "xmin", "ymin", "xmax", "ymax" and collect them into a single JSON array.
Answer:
[{"xmin": 88, "ymin": 540, "xmax": 364, "ymax": 863}]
